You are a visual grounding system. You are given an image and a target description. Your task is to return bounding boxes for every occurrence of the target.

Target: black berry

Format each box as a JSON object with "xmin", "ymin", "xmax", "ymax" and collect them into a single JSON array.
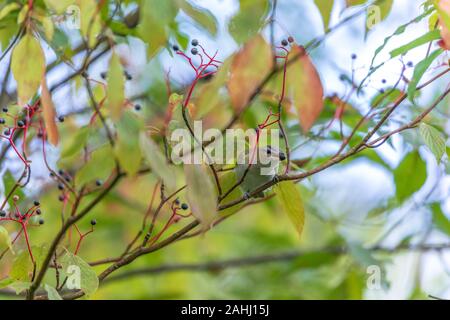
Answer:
[
  {"xmin": 17, "ymin": 120, "xmax": 24, "ymax": 128},
  {"xmin": 288, "ymin": 36, "xmax": 294, "ymax": 43},
  {"xmin": 172, "ymin": 44, "xmax": 179, "ymax": 51},
  {"xmin": 34, "ymin": 200, "xmax": 40, "ymax": 206},
  {"xmin": 0, "ymin": 210, "xmax": 6, "ymax": 217},
  {"xmin": 175, "ymin": 199, "xmax": 180, "ymax": 205},
  {"xmin": 91, "ymin": 219, "xmax": 97, "ymax": 226},
  {"xmin": 36, "ymin": 208, "xmax": 42, "ymax": 215},
  {"xmin": 39, "ymin": 218, "xmax": 45, "ymax": 225},
  {"xmin": 351, "ymin": 53, "xmax": 357, "ymax": 60},
  {"xmin": 2, "ymin": 107, "xmax": 8, "ymax": 113},
  {"xmin": 191, "ymin": 39, "xmax": 199, "ymax": 46},
  {"xmin": 281, "ymin": 39, "xmax": 288, "ymax": 46},
  {"xmin": 3, "ymin": 129, "xmax": 10, "ymax": 136},
  {"xmin": 58, "ymin": 194, "xmax": 65, "ymax": 202},
  {"xmin": 58, "ymin": 116, "xmax": 65, "ymax": 122},
  {"xmin": 0, "ymin": 118, "xmax": 5, "ymax": 124},
  {"xmin": 407, "ymin": 61, "xmax": 414, "ymax": 67},
  {"xmin": 95, "ymin": 179, "xmax": 103, "ymax": 187},
  {"xmin": 181, "ymin": 203, "xmax": 188, "ymax": 210},
  {"xmin": 134, "ymin": 104, "xmax": 141, "ymax": 111},
  {"xmin": 191, "ymin": 48, "xmax": 198, "ymax": 55},
  {"xmin": 58, "ymin": 183, "xmax": 65, "ymax": 190}
]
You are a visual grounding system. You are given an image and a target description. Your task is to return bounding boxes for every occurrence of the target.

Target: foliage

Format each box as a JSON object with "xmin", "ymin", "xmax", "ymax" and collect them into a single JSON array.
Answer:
[{"xmin": 0, "ymin": 0, "xmax": 449, "ymax": 300}]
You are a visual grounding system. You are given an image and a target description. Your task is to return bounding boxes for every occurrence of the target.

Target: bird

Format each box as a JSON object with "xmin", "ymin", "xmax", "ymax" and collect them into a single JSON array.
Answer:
[{"xmin": 234, "ymin": 145, "xmax": 286, "ymax": 199}]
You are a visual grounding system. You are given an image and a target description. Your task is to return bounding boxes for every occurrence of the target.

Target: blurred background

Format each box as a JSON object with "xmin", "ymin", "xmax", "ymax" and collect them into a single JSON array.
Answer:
[{"xmin": 0, "ymin": 0, "xmax": 449, "ymax": 299}]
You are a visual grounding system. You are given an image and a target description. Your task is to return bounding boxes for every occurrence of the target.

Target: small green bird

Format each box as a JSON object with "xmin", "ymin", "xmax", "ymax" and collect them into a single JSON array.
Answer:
[{"xmin": 234, "ymin": 145, "xmax": 286, "ymax": 199}]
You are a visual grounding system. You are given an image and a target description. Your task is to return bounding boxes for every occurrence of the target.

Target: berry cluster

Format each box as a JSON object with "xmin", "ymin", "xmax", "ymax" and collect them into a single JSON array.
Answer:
[
  {"xmin": 147, "ymin": 198, "xmax": 190, "ymax": 246},
  {"xmin": 0, "ymin": 197, "xmax": 44, "ymax": 264},
  {"xmin": 171, "ymin": 38, "xmax": 223, "ymax": 109}
]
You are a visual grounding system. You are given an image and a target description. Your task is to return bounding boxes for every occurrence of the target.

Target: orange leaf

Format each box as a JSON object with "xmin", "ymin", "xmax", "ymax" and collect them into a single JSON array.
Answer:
[
  {"xmin": 41, "ymin": 77, "xmax": 59, "ymax": 146},
  {"xmin": 438, "ymin": 0, "xmax": 450, "ymax": 50},
  {"xmin": 227, "ymin": 35, "xmax": 273, "ymax": 112},
  {"xmin": 287, "ymin": 45, "xmax": 324, "ymax": 133}
]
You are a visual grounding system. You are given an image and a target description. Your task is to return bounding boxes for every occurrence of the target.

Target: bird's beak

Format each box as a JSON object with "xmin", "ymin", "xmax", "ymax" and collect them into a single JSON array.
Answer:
[{"xmin": 279, "ymin": 152, "xmax": 286, "ymax": 161}]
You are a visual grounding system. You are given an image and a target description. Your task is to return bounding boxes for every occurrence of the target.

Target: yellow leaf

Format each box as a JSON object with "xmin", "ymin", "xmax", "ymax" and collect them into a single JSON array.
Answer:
[
  {"xmin": 288, "ymin": 45, "xmax": 324, "ymax": 133},
  {"xmin": 275, "ymin": 181, "xmax": 305, "ymax": 237},
  {"xmin": 106, "ymin": 52, "xmax": 125, "ymax": 122},
  {"xmin": 227, "ymin": 35, "xmax": 273, "ymax": 112},
  {"xmin": 41, "ymin": 77, "xmax": 59, "ymax": 146},
  {"xmin": 78, "ymin": 0, "xmax": 102, "ymax": 48},
  {"xmin": 314, "ymin": 0, "xmax": 334, "ymax": 30},
  {"xmin": 184, "ymin": 164, "xmax": 218, "ymax": 230},
  {"xmin": 0, "ymin": 3, "xmax": 20, "ymax": 21},
  {"xmin": 0, "ymin": 226, "xmax": 14, "ymax": 254},
  {"xmin": 140, "ymin": 132, "xmax": 176, "ymax": 192},
  {"xmin": 44, "ymin": 0, "xmax": 74, "ymax": 14},
  {"xmin": 11, "ymin": 33, "xmax": 46, "ymax": 106}
]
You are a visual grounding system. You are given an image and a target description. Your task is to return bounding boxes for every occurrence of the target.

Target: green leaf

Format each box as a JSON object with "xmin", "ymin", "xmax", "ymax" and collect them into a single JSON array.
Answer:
[
  {"xmin": 138, "ymin": 0, "xmax": 176, "ymax": 57},
  {"xmin": 0, "ymin": 226, "xmax": 14, "ymax": 254},
  {"xmin": 431, "ymin": 203, "xmax": 450, "ymax": 235},
  {"xmin": 407, "ymin": 49, "xmax": 443, "ymax": 102},
  {"xmin": 275, "ymin": 181, "xmax": 305, "ymax": 237},
  {"xmin": 11, "ymin": 33, "xmax": 46, "ymax": 105},
  {"xmin": 44, "ymin": 0, "xmax": 74, "ymax": 14},
  {"xmin": 292, "ymin": 252, "xmax": 338, "ymax": 268},
  {"xmin": 140, "ymin": 132, "xmax": 176, "ymax": 192},
  {"xmin": 79, "ymin": 0, "xmax": 102, "ymax": 48},
  {"xmin": 115, "ymin": 111, "xmax": 143, "ymax": 176},
  {"xmin": 178, "ymin": 0, "xmax": 218, "ymax": 36},
  {"xmin": 10, "ymin": 245, "xmax": 48, "ymax": 282},
  {"xmin": 419, "ymin": 123, "xmax": 446, "ymax": 163},
  {"xmin": 218, "ymin": 171, "xmax": 244, "ymax": 217},
  {"xmin": 61, "ymin": 126, "xmax": 90, "ymax": 158},
  {"xmin": 229, "ymin": 0, "xmax": 269, "ymax": 44},
  {"xmin": 184, "ymin": 164, "xmax": 218, "ymax": 230},
  {"xmin": 0, "ymin": 277, "xmax": 14, "ymax": 289},
  {"xmin": 9, "ymin": 281, "xmax": 32, "ymax": 294},
  {"xmin": 76, "ymin": 145, "xmax": 115, "ymax": 187},
  {"xmin": 60, "ymin": 252, "xmax": 99, "ymax": 296},
  {"xmin": 45, "ymin": 284, "xmax": 63, "ymax": 300},
  {"xmin": 393, "ymin": 151, "xmax": 427, "ymax": 202},
  {"xmin": 0, "ymin": 3, "xmax": 20, "ymax": 21},
  {"xmin": 106, "ymin": 52, "xmax": 125, "ymax": 122},
  {"xmin": 314, "ymin": 0, "xmax": 334, "ymax": 31},
  {"xmin": 345, "ymin": 0, "xmax": 366, "ymax": 6},
  {"xmin": 366, "ymin": 0, "xmax": 393, "ymax": 33},
  {"xmin": 2, "ymin": 170, "xmax": 25, "ymax": 208},
  {"xmin": 389, "ymin": 29, "xmax": 441, "ymax": 58},
  {"xmin": 364, "ymin": 9, "xmax": 433, "ymax": 85}
]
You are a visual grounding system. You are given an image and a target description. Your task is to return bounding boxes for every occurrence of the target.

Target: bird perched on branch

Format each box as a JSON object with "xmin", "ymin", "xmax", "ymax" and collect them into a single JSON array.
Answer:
[{"xmin": 234, "ymin": 145, "xmax": 286, "ymax": 199}]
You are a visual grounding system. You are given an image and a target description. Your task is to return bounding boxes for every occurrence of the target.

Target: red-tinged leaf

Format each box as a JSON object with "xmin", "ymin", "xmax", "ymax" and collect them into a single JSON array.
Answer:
[
  {"xmin": 287, "ymin": 45, "xmax": 324, "ymax": 133},
  {"xmin": 438, "ymin": 0, "xmax": 450, "ymax": 50},
  {"xmin": 227, "ymin": 35, "xmax": 273, "ymax": 112},
  {"xmin": 11, "ymin": 33, "xmax": 46, "ymax": 106},
  {"xmin": 41, "ymin": 77, "xmax": 59, "ymax": 146}
]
